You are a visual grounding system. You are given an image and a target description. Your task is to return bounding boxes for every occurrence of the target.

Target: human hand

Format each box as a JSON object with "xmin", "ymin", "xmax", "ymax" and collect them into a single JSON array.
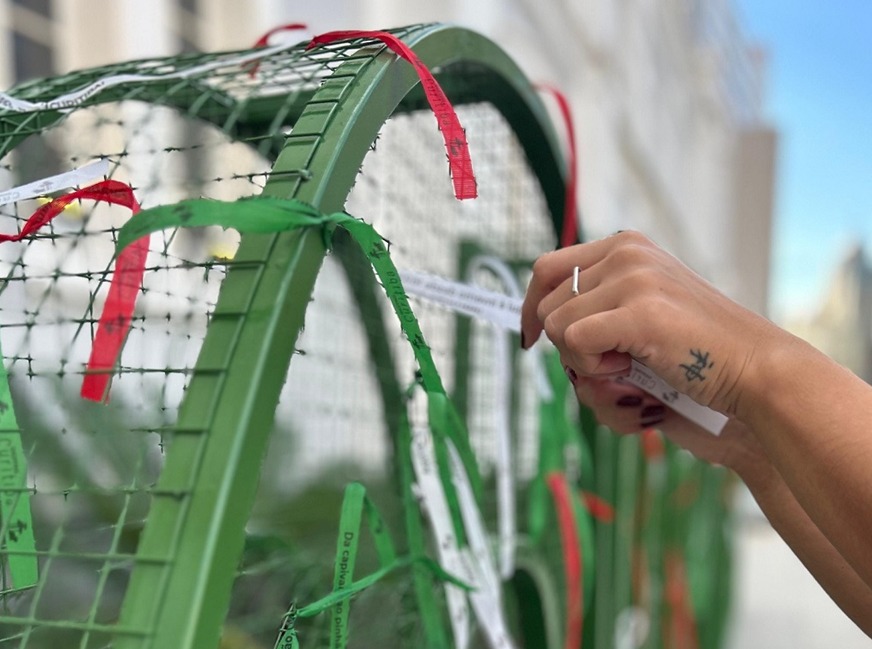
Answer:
[
  {"xmin": 572, "ymin": 375, "xmax": 768, "ymax": 477},
  {"xmin": 521, "ymin": 231, "xmax": 779, "ymax": 415}
]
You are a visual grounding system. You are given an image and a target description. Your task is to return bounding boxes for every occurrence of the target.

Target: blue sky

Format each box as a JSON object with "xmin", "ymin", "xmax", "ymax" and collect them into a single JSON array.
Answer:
[{"xmin": 734, "ymin": 1, "xmax": 872, "ymax": 321}]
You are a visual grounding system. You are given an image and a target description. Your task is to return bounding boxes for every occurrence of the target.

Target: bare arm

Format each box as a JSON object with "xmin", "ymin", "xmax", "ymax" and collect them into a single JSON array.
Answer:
[
  {"xmin": 736, "ymin": 335, "xmax": 872, "ymax": 593},
  {"xmin": 745, "ymin": 450, "xmax": 872, "ymax": 637},
  {"xmin": 573, "ymin": 377, "xmax": 872, "ymax": 637},
  {"xmin": 521, "ymin": 231, "xmax": 872, "ymax": 602}
]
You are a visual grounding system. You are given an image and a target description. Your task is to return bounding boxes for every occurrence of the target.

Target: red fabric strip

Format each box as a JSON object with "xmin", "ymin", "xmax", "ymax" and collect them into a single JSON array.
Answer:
[
  {"xmin": 307, "ymin": 30, "xmax": 477, "ymax": 200},
  {"xmin": 251, "ymin": 23, "xmax": 308, "ymax": 49},
  {"xmin": 665, "ymin": 552, "xmax": 700, "ymax": 649},
  {"xmin": 2, "ymin": 180, "xmax": 147, "ymax": 402},
  {"xmin": 246, "ymin": 23, "xmax": 308, "ymax": 77},
  {"xmin": 538, "ymin": 85, "xmax": 579, "ymax": 248},
  {"xmin": 641, "ymin": 427, "xmax": 665, "ymax": 460},
  {"xmin": 546, "ymin": 472, "xmax": 584, "ymax": 649},
  {"xmin": 582, "ymin": 490, "xmax": 615, "ymax": 523}
]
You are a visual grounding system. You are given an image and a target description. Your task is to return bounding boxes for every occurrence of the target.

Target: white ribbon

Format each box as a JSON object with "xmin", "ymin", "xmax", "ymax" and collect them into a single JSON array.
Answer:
[
  {"xmin": 0, "ymin": 39, "xmax": 305, "ymax": 114},
  {"xmin": 410, "ymin": 419, "xmax": 517, "ymax": 649},
  {"xmin": 399, "ymin": 269, "xmax": 521, "ymax": 331},
  {"xmin": 463, "ymin": 255, "xmax": 524, "ymax": 581},
  {"xmin": 400, "ymin": 268, "xmax": 727, "ymax": 435},
  {"xmin": 410, "ymin": 424, "xmax": 471, "ymax": 649},
  {"xmin": 618, "ymin": 361, "xmax": 727, "ymax": 434},
  {"xmin": 447, "ymin": 441, "xmax": 515, "ymax": 649},
  {"xmin": 0, "ymin": 159, "xmax": 110, "ymax": 207}
]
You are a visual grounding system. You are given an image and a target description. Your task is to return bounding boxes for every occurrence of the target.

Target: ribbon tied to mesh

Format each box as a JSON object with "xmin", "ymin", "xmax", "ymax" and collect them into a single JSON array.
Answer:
[
  {"xmin": 0, "ymin": 179, "xmax": 148, "ymax": 402},
  {"xmin": 307, "ymin": 30, "xmax": 477, "ymax": 201}
]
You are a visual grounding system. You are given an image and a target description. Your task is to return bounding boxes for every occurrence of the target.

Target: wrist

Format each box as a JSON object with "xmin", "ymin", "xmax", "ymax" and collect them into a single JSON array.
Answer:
[
  {"xmin": 717, "ymin": 419, "xmax": 773, "ymax": 484},
  {"xmin": 728, "ymin": 319, "xmax": 804, "ymax": 422},
  {"xmin": 724, "ymin": 433, "xmax": 778, "ymax": 493}
]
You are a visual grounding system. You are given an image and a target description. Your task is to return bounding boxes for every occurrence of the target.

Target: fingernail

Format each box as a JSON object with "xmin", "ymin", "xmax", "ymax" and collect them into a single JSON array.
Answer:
[
  {"xmin": 641, "ymin": 405, "xmax": 666, "ymax": 419},
  {"xmin": 520, "ymin": 331, "xmax": 527, "ymax": 350},
  {"xmin": 616, "ymin": 395, "xmax": 642, "ymax": 407},
  {"xmin": 564, "ymin": 365, "xmax": 578, "ymax": 385},
  {"xmin": 641, "ymin": 417, "xmax": 664, "ymax": 428}
]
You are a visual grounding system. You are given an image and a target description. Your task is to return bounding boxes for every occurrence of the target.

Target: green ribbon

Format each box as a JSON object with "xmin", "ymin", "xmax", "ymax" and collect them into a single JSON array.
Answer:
[
  {"xmin": 118, "ymin": 199, "xmax": 488, "ymax": 649},
  {"xmin": 272, "ymin": 482, "xmax": 469, "ymax": 649},
  {"xmin": 529, "ymin": 351, "xmax": 595, "ymax": 608},
  {"xmin": 117, "ymin": 197, "xmax": 484, "ymax": 541},
  {"xmin": 115, "ymin": 196, "xmax": 344, "ymax": 251},
  {"xmin": 395, "ymin": 405, "xmax": 451, "ymax": 649},
  {"xmin": 0, "ymin": 344, "xmax": 37, "ymax": 592}
]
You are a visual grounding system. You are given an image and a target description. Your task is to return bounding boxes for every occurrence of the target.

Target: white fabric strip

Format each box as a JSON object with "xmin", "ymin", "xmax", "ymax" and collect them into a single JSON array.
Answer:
[
  {"xmin": 447, "ymin": 441, "xmax": 516, "ymax": 649},
  {"xmin": 0, "ymin": 40, "xmax": 302, "ymax": 113},
  {"xmin": 399, "ymin": 269, "xmax": 521, "ymax": 331},
  {"xmin": 400, "ymin": 268, "xmax": 727, "ymax": 435},
  {"xmin": 618, "ymin": 360, "xmax": 727, "ymax": 434},
  {"xmin": 0, "ymin": 159, "xmax": 110, "ymax": 207},
  {"xmin": 410, "ymin": 424, "xmax": 471, "ymax": 649},
  {"xmin": 463, "ymin": 256, "xmax": 520, "ymax": 580}
]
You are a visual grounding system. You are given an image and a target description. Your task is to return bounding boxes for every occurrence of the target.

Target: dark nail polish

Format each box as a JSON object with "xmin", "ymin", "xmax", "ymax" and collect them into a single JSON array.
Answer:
[
  {"xmin": 641, "ymin": 405, "xmax": 666, "ymax": 419},
  {"xmin": 520, "ymin": 331, "xmax": 527, "ymax": 350},
  {"xmin": 564, "ymin": 365, "xmax": 578, "ymax": 385},
  {"xmin": 641, "ymin": 417, "xmax": 664, "ymax": 429},
  {"xmin": 616, "ymin": 395, "xmax": 642, "ymax": 407}
]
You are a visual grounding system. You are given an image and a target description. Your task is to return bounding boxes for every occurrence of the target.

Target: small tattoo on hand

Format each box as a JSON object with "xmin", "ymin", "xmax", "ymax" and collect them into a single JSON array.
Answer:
[{"xmin": 679, "ymin": 349, "xmax": 713, "ymax": 382}]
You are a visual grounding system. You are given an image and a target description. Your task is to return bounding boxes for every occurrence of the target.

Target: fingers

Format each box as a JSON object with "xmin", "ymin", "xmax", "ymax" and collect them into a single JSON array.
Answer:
[
  {"xmin": 534, "ymin": 260, "xmax": 605, "ymax": 327},
  {"xmin": 570, "ymin": 376, "xmax": 757, "ymax": 472},
  {"xmin": 572, "ymin": 377, "xmax": 669, "ymax": 434},
  {"xmin": 561, "ymin": 309, "xmax": 639, "ymax": 375},
  {"xmin": 524, "ymin": 230, "xmax": 767, "ymax": 414},
  {"xmin": 533, "ymin": 266, "xmax": 639, "ymax": 377},
  {"xmin": 521, "ymin": 232, "xmax": 648, "ymax": 347}
]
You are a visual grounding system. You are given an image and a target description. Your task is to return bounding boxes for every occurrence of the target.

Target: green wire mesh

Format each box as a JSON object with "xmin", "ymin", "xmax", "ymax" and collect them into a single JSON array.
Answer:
[
  {"xmin": 0, "ymin": 23, "xmax": 733, "ymax": 649},
  {"xmin": 0, "ymin": 27, "xmax": 363, "ymax": 649}
]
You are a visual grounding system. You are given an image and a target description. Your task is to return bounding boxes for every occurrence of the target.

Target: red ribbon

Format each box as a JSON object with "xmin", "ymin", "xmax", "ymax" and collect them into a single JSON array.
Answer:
[
  {"xmin": 665, "ymin": 552, "xmax": 700, "ymax": 649},
  {"xmin": 3, "ymin": 180, "xmax": 147, "ymax": 402},
  {"xmin": 538, "ymin": 85, "xmax": 579, "ymax": 248},
  {"xmin": 245, "ymin": 23, "xmax": 308, "ymax": 77},
  {"xmin": 582, "ymin": 490, "xmax": 615, "ymax": 523},
  {"xmin": 307, "ymin": 30, "xmax": 477, "ymax": 201},
  {"xmin": 641, "ymin": 427, "xmax": 665, "ymax": 460},
  {"xmin": 546, "ymin": 472, "xmax": 584, "ymax": 649}
]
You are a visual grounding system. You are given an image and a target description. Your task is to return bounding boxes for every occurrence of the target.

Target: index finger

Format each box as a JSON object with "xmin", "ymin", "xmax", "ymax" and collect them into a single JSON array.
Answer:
[{"xmin": 521, "ymin": 233, "xmax": 633, "ymax": 348}]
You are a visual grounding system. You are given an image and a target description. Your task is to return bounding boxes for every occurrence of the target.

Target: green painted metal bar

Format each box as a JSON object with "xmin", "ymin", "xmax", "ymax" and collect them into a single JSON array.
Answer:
[{"xmin": 113, "ymin": 24, "xmax": 569, "ymax": 649}]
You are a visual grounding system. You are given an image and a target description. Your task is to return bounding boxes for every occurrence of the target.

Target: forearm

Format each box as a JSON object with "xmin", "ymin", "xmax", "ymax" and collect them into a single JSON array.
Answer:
[
  {"xmin": 737, "ymin": 332, "xmax": 872, "ymax": 590},
  {"xmin": 520, "ymin": 233, "xmax": 872, "ymax": 595},
  {"xmin": 738, "ymin": 457, "xmax": 872, "ymax": 637}
]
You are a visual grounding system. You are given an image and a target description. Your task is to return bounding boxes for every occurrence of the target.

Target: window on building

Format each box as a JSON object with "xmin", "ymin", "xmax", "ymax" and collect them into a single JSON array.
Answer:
[
  {"xmin": 177, "ymin": 0, "xmax": 199, "ymax": 53},
  {"xmin": 10, "ymin": 0, "xmax": 60, "ymax": 180}
]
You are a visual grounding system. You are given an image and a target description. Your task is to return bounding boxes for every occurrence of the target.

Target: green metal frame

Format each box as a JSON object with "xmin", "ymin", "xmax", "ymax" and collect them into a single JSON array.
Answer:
[
  {"xmin": 103, "ymin": 25, "xmax": 568, "ymax": 649},
  {"xmin": 0, "ymin": 21, "xmax": 738, "ymax": 649}
]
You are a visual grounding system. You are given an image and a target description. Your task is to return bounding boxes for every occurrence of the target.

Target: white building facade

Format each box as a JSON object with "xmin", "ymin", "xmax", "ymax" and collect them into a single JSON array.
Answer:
[{"xmin": 0, "ymin": 0, "xmax": 776, "ymax": 314}]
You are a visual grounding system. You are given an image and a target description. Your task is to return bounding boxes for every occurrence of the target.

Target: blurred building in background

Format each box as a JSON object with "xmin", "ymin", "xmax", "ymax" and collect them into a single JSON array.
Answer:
[
  {"xmin": 0, "ymin": 0, "xmax": 777, "ymax": 314},
  {"xmin": 786, "ymin": 243, "xmax": 872, "ymax": 382}
]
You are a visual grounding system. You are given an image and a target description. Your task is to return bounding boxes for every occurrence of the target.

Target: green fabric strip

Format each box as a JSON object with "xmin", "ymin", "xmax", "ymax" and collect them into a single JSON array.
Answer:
[
  {"xmin": 116, "ymin": 198, "xmax": 492, "ymax": 648},
  {"xmin": 0, "ymin": 346, "xmax": 38, "ymax": 592},
  {"xmin": 272, "ymin": 480, "xmax": 467, "ymax": 649},
  {"xmin": 329, "ymin": 483, "xmax": 365, "ymax": 649},
  {"xmin": 117, "ymin": 198, "xmax": 484, "ymax": 536},
  {"xmin": 531, "ymin": 352, "xmax": 595, "ymax": 608},
  {"xmin": 396, "ymin": 407, "xmax": 451, "ymax": 649}
]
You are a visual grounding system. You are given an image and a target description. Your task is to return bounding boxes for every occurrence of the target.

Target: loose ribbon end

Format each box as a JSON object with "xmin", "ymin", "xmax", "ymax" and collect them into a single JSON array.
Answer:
[
  {"xmin": 309, "ymin": 29, "xmax": 478, "ymax": 202},
  {"xmin": 80, "ymin": 374, "xmax": 111, "ymax": 404}
]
